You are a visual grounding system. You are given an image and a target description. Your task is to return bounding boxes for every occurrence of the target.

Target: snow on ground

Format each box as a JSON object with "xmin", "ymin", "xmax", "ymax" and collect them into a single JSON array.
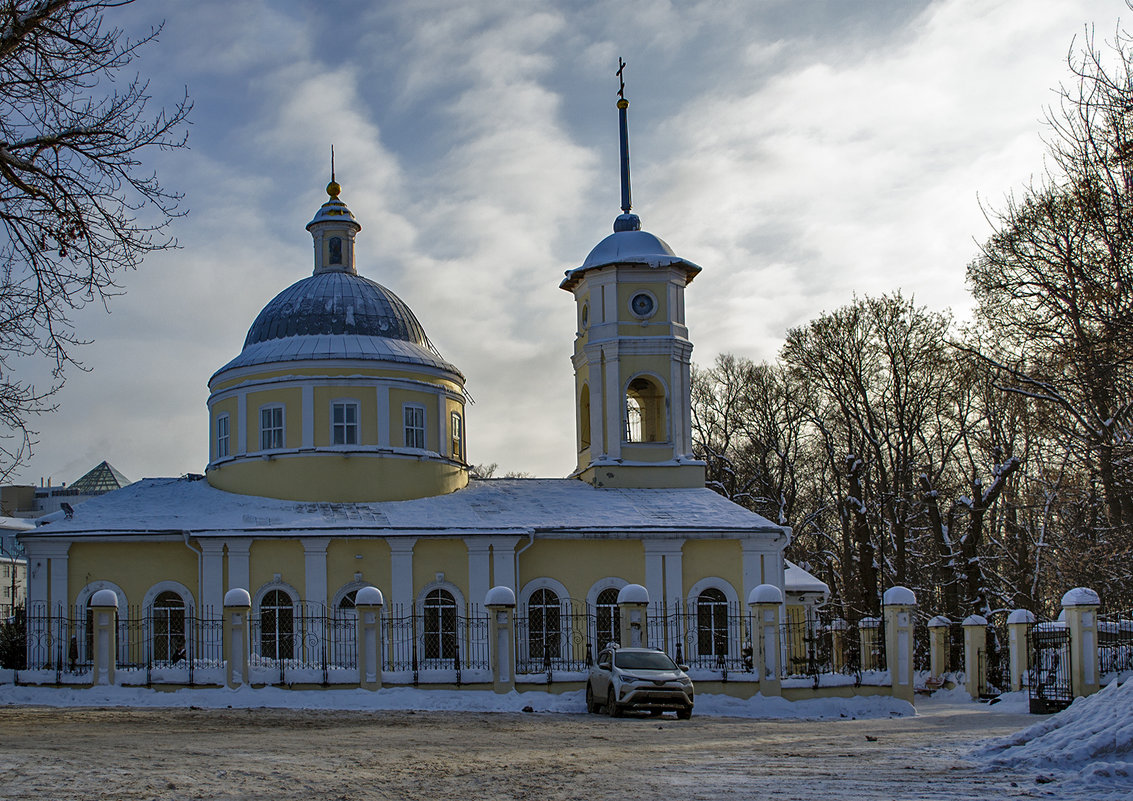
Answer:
[
  {"xmin": 0, "ymin": 683, "xmax": 912, "ymax": 720},
  {"xmin": 974, "ymin": 678, "xmax": 1133, "ymax": 800}
]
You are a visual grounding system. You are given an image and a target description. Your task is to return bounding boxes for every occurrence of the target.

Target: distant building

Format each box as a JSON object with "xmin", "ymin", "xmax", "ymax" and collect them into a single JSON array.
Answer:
[
  {"xmin": 0, "ymin": 556, "xmax": 26, "ymax": 618},
  {"xmin": 1, "ymin": 461, "xmax": 131, "ymax": 521}
]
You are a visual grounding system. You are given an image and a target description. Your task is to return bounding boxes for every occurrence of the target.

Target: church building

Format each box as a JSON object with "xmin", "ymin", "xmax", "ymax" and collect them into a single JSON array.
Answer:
[{"xmin": 19, "ymin": 91, "xmax": 820, "ymax": 681}]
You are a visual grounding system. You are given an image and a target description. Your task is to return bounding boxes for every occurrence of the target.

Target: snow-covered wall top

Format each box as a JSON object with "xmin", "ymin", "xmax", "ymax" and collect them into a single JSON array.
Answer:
[{"xmin": 21, "ymin": 477, "xmax": 786, "ymax": 538}]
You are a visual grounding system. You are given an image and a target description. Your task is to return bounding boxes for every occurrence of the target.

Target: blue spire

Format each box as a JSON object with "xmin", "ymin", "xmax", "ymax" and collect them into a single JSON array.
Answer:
[{"xmin": 614, "ymin": 57, "xmax": 640, "ymax": 233}]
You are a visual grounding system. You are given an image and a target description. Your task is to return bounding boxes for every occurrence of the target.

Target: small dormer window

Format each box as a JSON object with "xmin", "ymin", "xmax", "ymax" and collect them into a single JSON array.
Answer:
[{"xmin": 329, "ymin": 237, "xmax": 343, "ymax": 265}]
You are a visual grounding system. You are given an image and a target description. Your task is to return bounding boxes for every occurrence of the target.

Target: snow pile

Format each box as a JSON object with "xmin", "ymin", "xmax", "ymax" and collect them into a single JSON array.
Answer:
[
  {"xmin": 975, "ymin": 679, "xmax": 1133, "ymax": 798},
  {"xmin": 0, "ymin": 683, "xmax": 911, "ymax": 720}
]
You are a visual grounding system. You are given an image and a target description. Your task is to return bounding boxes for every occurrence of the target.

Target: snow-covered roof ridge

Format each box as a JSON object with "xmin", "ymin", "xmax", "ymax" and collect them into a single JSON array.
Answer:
[{"xmin": 20, "ymin": 476, "xmax": 788, "ymax": 538}]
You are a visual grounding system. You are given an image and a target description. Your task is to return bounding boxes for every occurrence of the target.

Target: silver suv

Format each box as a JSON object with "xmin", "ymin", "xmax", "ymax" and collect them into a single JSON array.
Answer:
[{"xmin": 586, "ymin": 646, "xmax": 694, "ymax": 719}]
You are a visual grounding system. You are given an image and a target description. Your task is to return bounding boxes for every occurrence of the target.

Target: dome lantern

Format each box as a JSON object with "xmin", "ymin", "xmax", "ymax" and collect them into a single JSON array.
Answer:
[{"xmin": 306, "ymin": 151, "xmax": 361, "ymax": 275}]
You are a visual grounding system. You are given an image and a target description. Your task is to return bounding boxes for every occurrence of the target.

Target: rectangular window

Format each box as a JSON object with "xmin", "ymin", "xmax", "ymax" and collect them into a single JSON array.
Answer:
[
  {"xmin": 332, "ymin": 401, "xmax": 359, "ymax": 445},
  {"xmin": 260, "ymin": 405, "xmax": 284, "ymax": 450},
  {"xmin": 216, "ymin": 414, "xmax": 230, "ymax": 458},
  {"xmin": 404, "ymin": 405, "xmax": 426, "ymax": 449},
  {"xmin": 450, "ymin": 411, "xmax": 463, "ymax": 461}
]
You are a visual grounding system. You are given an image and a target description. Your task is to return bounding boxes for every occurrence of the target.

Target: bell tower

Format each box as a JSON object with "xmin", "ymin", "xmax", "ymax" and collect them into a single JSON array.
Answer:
[{"xmin": 560, "ymin": 62, "xmax": 705, "ymax": 489}]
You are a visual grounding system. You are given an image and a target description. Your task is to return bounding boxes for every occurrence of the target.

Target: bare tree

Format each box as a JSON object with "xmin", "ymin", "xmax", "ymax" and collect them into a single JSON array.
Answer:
[
  {"xmin": 0, "ymin": 0, "xmax": 189, "ymax": 478},
  {"xmin": 967, "ymin": 28, "xmax": 1133, "ymax": 531}
]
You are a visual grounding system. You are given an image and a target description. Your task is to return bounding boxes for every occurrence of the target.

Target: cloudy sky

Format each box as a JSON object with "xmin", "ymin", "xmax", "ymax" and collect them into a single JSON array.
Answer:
[{"xmin": 10, "ymin": 0, "xmax": 1125, "ymax": 487}]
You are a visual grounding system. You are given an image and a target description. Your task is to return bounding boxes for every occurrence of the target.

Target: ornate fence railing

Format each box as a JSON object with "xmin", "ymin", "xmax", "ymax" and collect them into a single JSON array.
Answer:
[{"xmin": 1098, "ymin": 611, "xmax": 1133, "ymax": 675}]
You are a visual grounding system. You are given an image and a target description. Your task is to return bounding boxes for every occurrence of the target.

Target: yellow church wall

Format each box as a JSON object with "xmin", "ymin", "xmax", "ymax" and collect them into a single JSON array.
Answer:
[
  {"xmin": 249, "ymin": 540, "xmax": 306, "ymax": 598},
  {"xmin": 208, "ymin": 453, "xmax": 468, "ymax": 502},
  {"xmin": 326, "ymin": 539, "xmax": 392, "ymax": 600},
  {"xmin": 313, "ymin": 386, "xmax": 379, "ymax": 446},
  {"xmin": 619, "ymin": 354, "xmax": 672, "ymax": 386},
  {"xmin": 245, "ymin": 387, "xmax": 302, "ymax": 452},
  {"xmin": 518, "ymin": 539, "xmax": 645, "ymax": 600},
  {"xmin": 69, "ymin": 542, "xmax": 197, "ymax": 607},
  {"xmin": 212, "ymin": 366, "xmax": 462, "ymax": 395},
  {"xmin": 682, "ymin": 540, "xmax": 743, "ymax": 599},
  {"xmin": 412, "ymin": 539, "xmax": 469, "ymax": 605}
]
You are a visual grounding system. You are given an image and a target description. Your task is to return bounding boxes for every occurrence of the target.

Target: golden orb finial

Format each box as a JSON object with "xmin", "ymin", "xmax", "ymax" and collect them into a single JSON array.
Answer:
[{"xmin": 327, "ymin": 179, "xmax": 341, "ymax": 199}]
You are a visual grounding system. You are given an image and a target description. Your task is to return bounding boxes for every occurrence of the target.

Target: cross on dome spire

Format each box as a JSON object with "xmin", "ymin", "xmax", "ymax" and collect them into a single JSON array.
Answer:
[
  {"xmin": 613, "ymin": 58, "xmax": 640, "ymax": 233},
  {"xmin": 327, "ymin": 144, "xmax": 341, "ymax": 199}
]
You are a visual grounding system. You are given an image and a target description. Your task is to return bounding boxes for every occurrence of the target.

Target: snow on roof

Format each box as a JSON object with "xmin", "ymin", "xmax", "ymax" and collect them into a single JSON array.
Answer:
[
  {"xmin": 783, "ymin": 561, "xmax": 829, "ymax": 596},
  {"xmin": 20, "ymin": 477, "xmax": 787, "ymax": 539}
]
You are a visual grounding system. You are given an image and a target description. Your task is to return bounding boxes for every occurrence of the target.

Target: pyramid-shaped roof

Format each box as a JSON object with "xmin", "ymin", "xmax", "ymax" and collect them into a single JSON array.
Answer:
[{"xmin": 68, "ymin": 461, "xmax": 130, "ymax": 495}]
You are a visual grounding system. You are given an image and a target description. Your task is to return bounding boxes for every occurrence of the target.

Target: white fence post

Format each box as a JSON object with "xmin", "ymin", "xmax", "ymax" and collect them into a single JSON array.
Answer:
[
  {"xmin": 1062, "ymin": 587, "xmax": 1101, "ymax": 699},
  {"xmin": 224, "ymin": 588, "xmax": 251, "ymax": 689},
  {"xmin": 882, "ymin": 587, "xmax": 916, "ymax": 703},
  {"xmin": 355, "ymin": 586, "xmax": 384, "ymax": 690},
  {"xmin": 748, "ymin": 584, "xmax": 782, "ymax": 697},
  {"xmin": 90, "ymin": 589, "xmax": 118, "ymax": 686},
  {"xmin": 1006, "ymin": 609, "xmax": 1035, "ymax": 692},
  {"xmin": 617, "ymin": 584, "xmax": 649, "ymax": 648},
  {"xmin": 486, "ymin": 586, "xmax": 516, "ymax": 694},
  {"xmin": 962, "ymin": 614, "xmax": 988, "ymax": 699}
]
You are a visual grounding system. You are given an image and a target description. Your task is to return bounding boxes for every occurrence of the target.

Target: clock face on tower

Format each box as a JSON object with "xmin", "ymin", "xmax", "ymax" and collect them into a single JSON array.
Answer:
[{"xmin": 630, "ymin": 291, "xmax": 655, "ymax": 318}]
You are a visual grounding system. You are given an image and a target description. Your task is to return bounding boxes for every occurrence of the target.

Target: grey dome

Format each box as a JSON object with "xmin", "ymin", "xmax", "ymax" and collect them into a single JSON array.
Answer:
[
  {"xmin": 560, "ymin": 226, "xmax": 702, "ymax": 290},
  {"xmin": 212, "ymin": 271, "xmax": 462, "ymax": 379},
  {"xmin": 244, "ymin": 271, "xmax": 428, "ymax": 347}
]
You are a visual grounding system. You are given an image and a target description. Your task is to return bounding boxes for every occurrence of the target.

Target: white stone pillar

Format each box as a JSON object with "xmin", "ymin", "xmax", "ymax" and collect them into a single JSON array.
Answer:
[
  {"xmin": 489, "ymin": 535, "xmax": 520, "ymax": 591},
  {"xmin": 485, "ymin": 586, "xmax": 516, "ymax": 694},
  {"xmin": 199, "ymin": 541, "xmax": 225, "ymax": 614},
  {"xmin": 226, "ymin": 540, "xmax": 251, "ymax": 592},
  {"xmin": 882, "ymin": 586, "xmax": 916, "ymax": 703},
  {"xmin": 47, "ymin": 545, "xmax": 69, "ymax": 613},
  {"xmin": 963, "ymin": 614, "xmax": 989, "ymax": 699},
  {"xmin": 617, "ymin": 584, "xmax": 649, "ymax": 648},
  {"xmin": 749, "ymin": 584, "xmax": 782, "ymax": 697},
  {"xmin": 224, "ymin": 588, "xmax": 251, "ymax": 688},
  {"xmin": 927, "ymin": 615, "xmax": 951, "ymax": 680},
  {"xmin": 355, "ymin": 586, "xmax": 384, "ymax": 690},
  {"xmin": 603, "ymin": 347, "xmax": 622, "ymax": 460},
  {"xmin": 388, "ymin": 538, "xmax": 417, "ymax": 613},
  {"xmin": 1062, "ymin": 587, "xmax": 1101, "ymax": 699},
  {"xmin": 1006, "ymin": 609, "xmax": 1035, "ymax": 693},
  {"xmin": 90, "ymin": 589, "xmax": 118, "ymax": 686},
  {"xmin": 376, "ymin": 385, "xmax": 391, "ymax": 448},
  {"xmin": 301, "ymin": 538, "xmax": 329, "ymax": 609},
  {"xmin": 466, "ymin": 541, "xmax": 491, "ymax": 614},
  {"xmin": 829, "ymin": 618, "xmax": 848, "ymax": 673},
  {"xmin": 643, "ymin": 539, "xmax": 681, "ymax": 611}
]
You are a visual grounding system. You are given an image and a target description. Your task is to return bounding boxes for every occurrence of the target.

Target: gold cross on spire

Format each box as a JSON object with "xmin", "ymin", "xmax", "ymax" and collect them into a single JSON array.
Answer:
[{"xmin": 616, "ymin": 58, "xmax": 627, "ymax": 100}]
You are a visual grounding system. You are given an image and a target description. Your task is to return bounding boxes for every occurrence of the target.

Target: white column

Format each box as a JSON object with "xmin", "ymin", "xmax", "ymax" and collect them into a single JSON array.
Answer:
[
  {"xmin": 301, "ymin": 538, "xmax": 329, "ymax": 608},
  {"xmin": 437, "ymin": 395, "xmax": 449, "ymax": 457},
  {"xmin": 388, "ymin": 538, "xmax": 417, "ymax": 612},
  {"xmin": 587, "ymin": 359, "xmax": 604, "ymax": 459},
  {"xmin": 199, "ymin": 540, "xmax": 225, "ymax": 613},
  {"xmin": 466, "ymin": 540, "xmax": 491, "ymax": 614},
  {"xmin": 23, "ymin": 543, "xmax": 51, "ymax": 608},
  {"xmin": 489, "ymin": 536, "xmax": 520, "ymax": 591},
  {"xmin": 48, "ymin": 546, "xmax": 69, "ymax": 613},
  {"xmin": 376, "ymin": 385, "xmax": 390, "ymax": 447},
  {"xmin": 644, "ymin": 539, "xmax": 682, "ymax": 610},
  {"xmin": 741, "ymin": 542, "xmax": 764, "ymax": 610},
  {"xmin": 237, "ymin": 390, "xmax": 247, "ymax": 455},
  {"xmin": 302, "ymin": 385, "xmax": 314, "ymax": 447},
  {"xmin": 603, "ymin": 346, "xmax": 622, "ymax": 460},
  {"xmin": 226, "ymin": 539, "xmax": 251, "ymax": 592}
]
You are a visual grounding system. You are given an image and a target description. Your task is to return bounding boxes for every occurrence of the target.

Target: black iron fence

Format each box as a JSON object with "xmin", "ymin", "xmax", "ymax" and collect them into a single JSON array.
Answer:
[
  {"xmin": 384, "ymin": 604, "xmax": 490, "ymax": 683},
  {"xmin": 1028, "ymin": 621, "xmax": 1072, "ymax": 713},
  {"xmin": 1098, "ymin": 611, "xmax": 1133, "ymax": 675}
]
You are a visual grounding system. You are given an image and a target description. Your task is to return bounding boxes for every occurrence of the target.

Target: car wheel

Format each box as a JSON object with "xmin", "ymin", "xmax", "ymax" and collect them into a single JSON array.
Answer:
[
  {"xmin": 585, "ymin": 683, "xmax": 600, "ymax": 714},
  {"xmin": 677, "ymin": 706, "xmax": 692, "ymax": 720},
  {"xmin": 606, "ymin": 688, "xmax": 623, "ymax": 718}
]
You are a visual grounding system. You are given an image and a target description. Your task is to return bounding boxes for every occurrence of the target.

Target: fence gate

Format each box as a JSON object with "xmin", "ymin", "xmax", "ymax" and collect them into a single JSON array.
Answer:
[{"xmin": 1028, "ymin": 625, "xmax": 1072, "ymax": 713}]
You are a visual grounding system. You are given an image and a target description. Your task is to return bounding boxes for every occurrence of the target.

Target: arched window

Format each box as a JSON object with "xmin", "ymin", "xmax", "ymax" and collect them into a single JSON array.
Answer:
[
  {"xmin": 423, "ymin": 588, "xmax": 458, "ymax": 662},
  {"xmin": 579, "ymin": 384, "xmax": 591, "ymax": 451},
  {"xmin": 697, "ymin": 588, "xmax": 729, "ymax": 660},
  {"xmin": 528, "ymin": 588, "xmax": 561, "ymax": 663},
  {"xmin": 338, "ymin": 590, "xmax": 357, "ymax": 612},
  {"xmin": 624, "ymin": 376, "xmax": 665, "ymax": 443},
  {"xmin": 151, "ymin": 591, "xmax": 186, "ymax": 664},
  {"xmin": 259, "ymin": 589, "xmax": 294, "ymax": 661},
  {"xmin": 329, "ymin": 236, "xmax": 343, "ymax": 265},
  {"xmin": 595, "ymin": 587, "xmax": 620, "ymax": 649}
]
